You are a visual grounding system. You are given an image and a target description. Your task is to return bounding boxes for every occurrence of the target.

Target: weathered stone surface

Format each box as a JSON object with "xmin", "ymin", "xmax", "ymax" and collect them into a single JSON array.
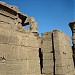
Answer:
[
  {"xmin": 41, "ymin": 32, "xmax": 54, "ymax": 75},
  {"xmin": 53, "ymin": 30, "xmax": 74, "ymax": 75},
  {"xmin": 0, "ymin": 1, "xmax": 41, "ymax": 75},
  {"xmin": 41, "ymin": 30, "xmax": 74, "ymax": 75},
  {"xmin": 0, "ymin": 1, "xmax": 74, "ymax": 75}
]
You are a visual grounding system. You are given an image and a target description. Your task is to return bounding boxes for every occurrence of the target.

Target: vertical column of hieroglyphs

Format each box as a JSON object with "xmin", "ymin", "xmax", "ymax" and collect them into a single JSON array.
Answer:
[
  {"xmin": 53, "ymin": 30, "xmax": 74, "ymax": 75},
  {"xmin": 41, "ymin": 32, "xmax": 54, "ymax": 75}
]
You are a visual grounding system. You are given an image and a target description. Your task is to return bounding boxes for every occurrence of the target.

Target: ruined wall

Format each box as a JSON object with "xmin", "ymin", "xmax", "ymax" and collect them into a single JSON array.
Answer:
[
  {"xmin": 41, "ymin": 32, "xmax": 54, "ymax": 75},
  {"xmin": 53, "ymin": 30, "xmax": 74, "ymax": 75},
  {"xmin": 0, "ymin": 2, "xmax": 18, "ymax": 31},
  {"xmin": 0, "ymin": 2, "xmax": 41, "ymax": 75},
  {"xmin": 0, "ymin": 30, "xmax": 41, "ymax": 75},
  {"xmin": 0, "ymin": 1, "xmax": 74, "ymax": 75},
  {"xmin": 41, "ymin": 30, "xmax": 74, "ymax": 75}
]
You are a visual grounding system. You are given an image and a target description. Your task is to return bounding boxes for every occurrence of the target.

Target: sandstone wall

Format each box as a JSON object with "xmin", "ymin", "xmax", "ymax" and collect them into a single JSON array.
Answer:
[
  {"xmin": 41, "ymin": 30, "xmax": 74, "ymax": 75},
  {"xmin": 0, "ymin": 28, "xmax": 41, "ymax": 75},
  {"xmin": 0, "ymin": 2, "xmax": 17, "ymax": 31},
  {"xmin": 53, "ymin": 30, "xmax": 74, "ymax": 75},
  {"xmin": 0, "ymin": 2, "xmax": 41, "ymax": 75},
  {"xmin": 0, "ymin": 1, "xmax": 74, "ymax": 75},
  {"xmin": 41, "ymin": 32, "xmax": 54, "ymax": 75}
]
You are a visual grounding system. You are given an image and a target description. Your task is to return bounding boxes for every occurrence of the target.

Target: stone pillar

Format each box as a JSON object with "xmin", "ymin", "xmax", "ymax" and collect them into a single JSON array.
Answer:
[
  {"xmin": 53, "ymin": 30, "xmax": 74, "ymax": 75},
  {"xmin": 69, "ymin": 21, "xmax": 75, "ymax": 66},
  {"xmin": 41, "ymin": 32, "xmax": 54, "ymax": 75}
]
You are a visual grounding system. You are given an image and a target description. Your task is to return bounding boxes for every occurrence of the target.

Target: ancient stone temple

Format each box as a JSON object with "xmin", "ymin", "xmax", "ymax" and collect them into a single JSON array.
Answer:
[{"xmin": 0, "ymin": 1, "xmax": 74, "ymax": 75}]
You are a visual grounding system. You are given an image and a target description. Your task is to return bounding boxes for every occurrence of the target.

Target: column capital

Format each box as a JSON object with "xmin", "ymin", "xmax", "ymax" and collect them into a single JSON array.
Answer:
[{"xmin": 69, "ymin": 21, "xmax": 75, "ymax": 32}]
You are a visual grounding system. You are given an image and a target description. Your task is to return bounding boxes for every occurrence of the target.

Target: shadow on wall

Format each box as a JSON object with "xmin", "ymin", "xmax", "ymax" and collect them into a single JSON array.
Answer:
[{"xmin": 39, "ymin": 48, "xmax": 43, "ymax": 74}]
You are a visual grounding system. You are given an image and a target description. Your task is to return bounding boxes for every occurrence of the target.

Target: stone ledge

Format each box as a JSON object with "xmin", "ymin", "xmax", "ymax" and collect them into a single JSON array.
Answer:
[
  {"xmin": 0, "ymin": 74, "xmax": 46, "ymax": 75},
  {"xmin": 0, "ymin": 1, "xmax": 28, "ymax": 19},
  {"xmin": 0, "ymin": 1, "xmax": 18, "ymax": 12}
]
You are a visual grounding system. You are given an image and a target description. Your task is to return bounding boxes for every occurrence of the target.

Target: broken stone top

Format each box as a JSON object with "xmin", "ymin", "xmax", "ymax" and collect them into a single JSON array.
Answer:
[
  {"xmin": 42, "ymin": 30, "xmax": 66, "ymax": 35},
  {"xmin": 0, "ymin": 1, "xmax": 28, "ymax": 19},
  {"xmin": 0, "ymin": 1, "xmax": 18, "ymax": 12},
  {"xmin": 0, "ymin": 1, "xmax": 38, "ymax": 33}
]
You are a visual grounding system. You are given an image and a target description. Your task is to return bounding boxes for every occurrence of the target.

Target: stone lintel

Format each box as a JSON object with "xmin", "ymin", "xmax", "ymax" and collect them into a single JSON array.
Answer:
[
  {"xmin": 18, "ymin": 12, "xmax": 28, "ymax": 19},
  {"xmin": 0, "ymin": 1, "xmax": 28, "ymax": 19},
  {"xmin": 0, "ymin": 1, "xmax": 18, "ymax": 14},
  {"xmin": 18, "ymin": 12, "xmax": 29, "ymax": 26}
]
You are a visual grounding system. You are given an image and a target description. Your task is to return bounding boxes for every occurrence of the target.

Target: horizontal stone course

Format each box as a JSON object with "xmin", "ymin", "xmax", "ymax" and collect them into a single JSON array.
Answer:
[{"xmin": 0, "ymin": 1, "xmax": 74, "ymax": 75}]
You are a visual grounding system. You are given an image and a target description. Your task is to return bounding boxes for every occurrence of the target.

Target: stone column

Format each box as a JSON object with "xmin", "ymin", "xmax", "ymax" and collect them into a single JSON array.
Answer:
[{"xmin": 69, "ymin": 21, "xmax": 75, "ymax": 66}]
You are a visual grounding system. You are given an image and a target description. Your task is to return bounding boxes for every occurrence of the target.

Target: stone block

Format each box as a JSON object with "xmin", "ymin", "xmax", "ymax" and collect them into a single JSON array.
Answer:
[
  {"xmin": 55, "ymin": 51, "xmax": 61, "ymax": 60},
  {"xmin": 42, "ymin": 32, "xmax": 52, "ymax": 39},
  {"xmin": 0, "ymin": 31, "xmax": 20, "ymax": 45},
  {"xmin": 42, "ymin": 39, "xmax": 52, "ymax": 46},
  {"xmin": 0, "ymin": 44, "xmax": 4, "ymax": 58},
  {"xmin": 27, "ymin": 60, "xmax": 40, "ymax": 74},
  {"xmin": 43, "ymin": 53, "xmax": 53, "ymax": 60},
  {"xmin": 43, "ymin": 65, "xmax": 53, "ymax": 74},
  {"xmin": 42, "ymin": 48, "xmax": 53, "ymax": 53},
  {"xmin": 0, "ymin": 60, "xmax": 28, "ymax": 74},
  {"xmin": 27, "ymin": 36, "xmax": 39, "ymax": 48},
  {"xmin": 0, "ymin": 34, "xmax": 10, "ymax": 44},
  {"xmin": 43, "ymin": 59, "xmax": 54, "ymax": 73},
  {"xmin": 0, "ymin": 9, "xmax": 15, "ymax": 19},
  {"xmin": 0, "ymin": 44, "xmax": 27, "ymax": 60},
  {"xmin": 17, "ymin": 46, "xmax": 27, "ymax": 60},
  {"xmin": 0, "ymin": 14, "xmax": 15, "ymax": 25},
  {"xmin": 0, "ymin": 21, "xmax": 14, "ymax": 30},
  {"xmin": 55, "ymin": 66, "xmax": 64, "ymax": 74},
  {"xmin": 55, "ymin": 59, "xmax": 62, "ymax": 66},
  {"xmin": 4, "ymin": 44, "xmax": 18, "ymax": 60},
  {"xmin": 42, "ymin": 45, "xmax": 52, "ymax": 50},
  {"xmin": 53, "ymin": 30, "xmax": 74, "ymax": 75},
  {"xmin": 27, "ymin": 48, "xmax": 39, "ymax": 60}
]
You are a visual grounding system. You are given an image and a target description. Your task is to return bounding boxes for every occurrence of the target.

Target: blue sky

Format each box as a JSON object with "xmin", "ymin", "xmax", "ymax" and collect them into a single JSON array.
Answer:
[{"xmin": 1, "ymin": 0, "xmax": 74, "ymax": 38}]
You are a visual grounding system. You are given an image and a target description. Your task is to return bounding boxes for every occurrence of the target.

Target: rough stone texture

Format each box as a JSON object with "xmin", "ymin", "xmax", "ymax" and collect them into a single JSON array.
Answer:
[
  {"xmin": 0, "ymin": 1, "xmax": 74, "ymax": 75},
  {"xmin": 53, "ymin": 30, "xmax": 74, "ymax": 75},
  {"xmin": 0, "ymin": 1, "xmax": 41, "ymax": 75},
  {"xmin": 41, "ymin": 30, "xmax": 74, "ymax": 75},
  {"xmin": 41, "ymin": 32, "xmax": 54, "ymax": 75}
]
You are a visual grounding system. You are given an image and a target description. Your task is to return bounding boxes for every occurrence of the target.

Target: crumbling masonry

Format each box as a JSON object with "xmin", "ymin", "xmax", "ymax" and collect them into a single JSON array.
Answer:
[{"xmin": 0, "ymin": 1, "xmax": 74, "ymax": 75}]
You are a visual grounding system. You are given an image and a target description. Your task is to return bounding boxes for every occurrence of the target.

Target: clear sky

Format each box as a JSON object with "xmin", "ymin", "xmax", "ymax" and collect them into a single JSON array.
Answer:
[{"xmin": 1, "ymin": 0, "xmax": 74, "ymax": 38}]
